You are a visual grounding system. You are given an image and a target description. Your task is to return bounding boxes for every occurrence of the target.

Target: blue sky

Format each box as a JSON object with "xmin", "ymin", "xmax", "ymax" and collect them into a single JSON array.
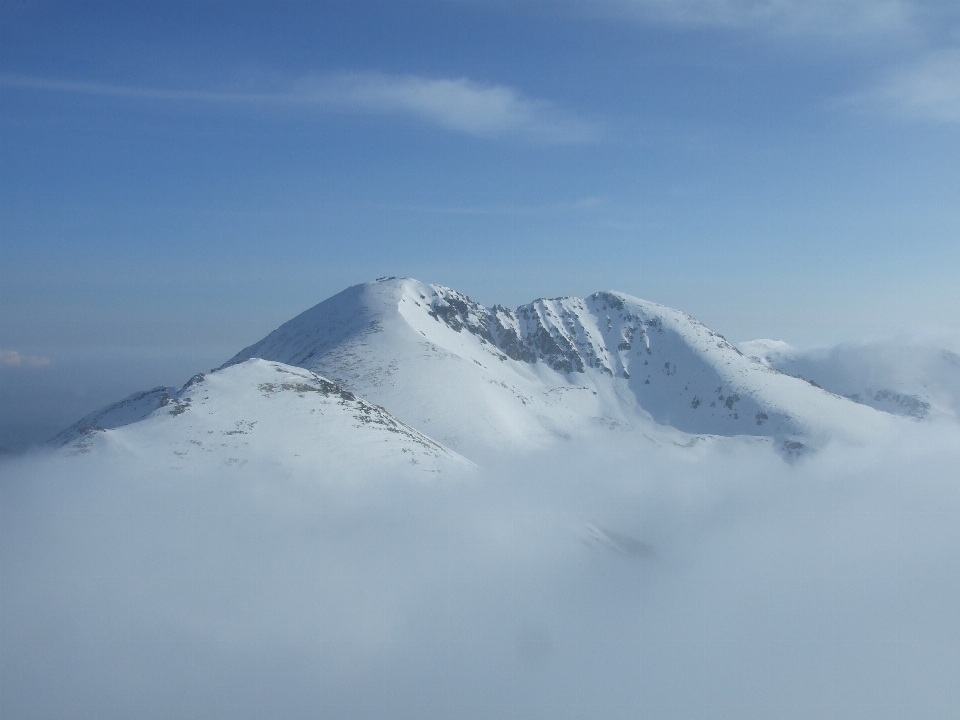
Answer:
[{"xmin": 2, "ymin": 0, "xmax": 959, "ymax": 450}]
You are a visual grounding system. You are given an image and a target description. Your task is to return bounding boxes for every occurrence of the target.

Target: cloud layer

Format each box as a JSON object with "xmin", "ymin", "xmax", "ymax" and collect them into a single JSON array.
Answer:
[
  {"xmin": 0, "ymin": 72, "xmax": 593, "ymax": 142},
  {"xmin": 3, "ymin": 419, "xmax": 960, "ymax": 718},
  {"xmin": 568, "ymin": 0, "xmax": 918, "ymax": 36}
]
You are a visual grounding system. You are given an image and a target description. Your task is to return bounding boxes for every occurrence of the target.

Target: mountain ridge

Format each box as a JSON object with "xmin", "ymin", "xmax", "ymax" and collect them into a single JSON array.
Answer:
[
  {"xmin": 219, "ymin": 277, "xmax": 892, "ymax": 459},
  {"xmin": 42, "ymin": 277, "xmax": 912, "ymax": 468}
]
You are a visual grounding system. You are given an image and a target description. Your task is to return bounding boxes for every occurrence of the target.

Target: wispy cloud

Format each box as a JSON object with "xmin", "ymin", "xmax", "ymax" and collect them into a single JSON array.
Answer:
[
  {"xmin": 0, "ymin": 350, "xmax": 52, "ymax": 368},
  {"xmin": 562, "ymin": 0, "xmax": 918, "ymax": 37},
  {"xmin": 847, "ymin": 48, "xmax": 960, "ymax": 122},
  {"xmin": 0, "ymin": 72, "xmax": 595, "ymax": 143},
  {"xmin": 296, "ymin": 72, "xmax": 594, "ymax": 142}
]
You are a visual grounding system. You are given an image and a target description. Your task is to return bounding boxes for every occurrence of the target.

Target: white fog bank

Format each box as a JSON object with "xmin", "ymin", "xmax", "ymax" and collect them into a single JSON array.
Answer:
[{"xmin": 2, "ymin": 420, "xmax": 960, "ymax": 719}]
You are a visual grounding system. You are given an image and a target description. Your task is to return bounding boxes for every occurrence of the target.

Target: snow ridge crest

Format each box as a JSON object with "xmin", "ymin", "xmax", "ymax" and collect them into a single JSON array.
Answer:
[{"xmin": 409, "ymin": 280, "xmax": 722, "ymax": 380}]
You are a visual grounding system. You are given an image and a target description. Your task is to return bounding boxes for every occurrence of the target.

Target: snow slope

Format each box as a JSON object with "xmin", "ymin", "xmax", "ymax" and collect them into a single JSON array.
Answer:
[
  {"xmin": 51, "ymin": 359, "xmax": 471, "ymax": 475},
  {"xmin": 224, "ymin": 278, "xmax": 892, "ymax": 459}
]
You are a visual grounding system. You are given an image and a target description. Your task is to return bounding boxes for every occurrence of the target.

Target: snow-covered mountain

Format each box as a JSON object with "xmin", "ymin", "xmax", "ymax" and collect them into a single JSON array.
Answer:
[
  {"xmin": 44, "ymin": 277, "xmax": 909, "ymax": 468},
  {"xmin": 223, "ymin": 277, "xmax": 891, "ymax": 459}
]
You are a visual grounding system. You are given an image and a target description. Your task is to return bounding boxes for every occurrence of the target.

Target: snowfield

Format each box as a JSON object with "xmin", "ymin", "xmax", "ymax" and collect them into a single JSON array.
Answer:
[{"xmin": 51, "ymin": 358, "xmax": 472, "ymax": 476}]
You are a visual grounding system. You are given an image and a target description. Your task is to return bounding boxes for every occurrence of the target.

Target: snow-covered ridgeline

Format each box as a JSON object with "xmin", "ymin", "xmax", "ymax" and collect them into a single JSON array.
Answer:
[
  {"xmin": 221, "ymin": 278, "xmax": 892, "ymax": 456},
  {"xmin": 42, "ymin": 276, "xmax": 943, "ymax": 470}
]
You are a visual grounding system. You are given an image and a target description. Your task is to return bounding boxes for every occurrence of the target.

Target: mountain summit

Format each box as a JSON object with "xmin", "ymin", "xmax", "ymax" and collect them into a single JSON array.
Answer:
[{"xmin": 221, "ymin": 277, "xmax": 890, "ymax": 459}]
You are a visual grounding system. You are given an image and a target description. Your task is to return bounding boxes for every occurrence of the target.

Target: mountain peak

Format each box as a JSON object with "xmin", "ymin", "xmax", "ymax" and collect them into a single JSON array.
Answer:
[
  {"xmin": 218, "ymin": 278, "xmax": 890, "ymax": 458},
  {"xmin": 45, "ymin": 277, "xmax": 902, "ymax": 467}
]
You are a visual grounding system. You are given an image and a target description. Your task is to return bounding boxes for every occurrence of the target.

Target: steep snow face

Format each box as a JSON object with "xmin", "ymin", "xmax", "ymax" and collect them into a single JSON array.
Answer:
[
  {"xmin": 224, "ymin": 278, "xmax": 891, "ymax": 458},
  {"xmin": 52, "ymin": 359, "xmax": 471, "ymax": 475},
  {"xmin": 741, "ymin": 338, "xmax": 960, "ymax": 421}
]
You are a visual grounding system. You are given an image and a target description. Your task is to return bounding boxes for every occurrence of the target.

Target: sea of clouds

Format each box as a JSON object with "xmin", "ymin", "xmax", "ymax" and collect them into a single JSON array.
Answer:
[{"xmin": 2, "ymin": 417, "xmax": 960, "ymax": 719}]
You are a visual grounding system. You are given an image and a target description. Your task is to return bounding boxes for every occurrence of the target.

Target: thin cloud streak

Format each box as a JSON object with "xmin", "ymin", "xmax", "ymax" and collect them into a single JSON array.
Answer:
[
  {"xmin": 0, "ymin": 350, "xmax": 52, "ymax": 368},
  {"xmin": 550, "ymin": 0, "xmax": 919, "ymax": 37},
  {"xmin": 0, "ymin": 72, "xmax": 596, "ymax": 143},
  {"xmin": 296, "ymin": 72, "xmax": 595, "ymax": 141}
]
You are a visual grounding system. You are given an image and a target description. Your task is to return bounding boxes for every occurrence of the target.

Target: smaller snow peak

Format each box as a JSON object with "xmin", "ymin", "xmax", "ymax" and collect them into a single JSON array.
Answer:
[{"xmin": 49, "ymin": 356, "xmax": 475, "ymax": 471}]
